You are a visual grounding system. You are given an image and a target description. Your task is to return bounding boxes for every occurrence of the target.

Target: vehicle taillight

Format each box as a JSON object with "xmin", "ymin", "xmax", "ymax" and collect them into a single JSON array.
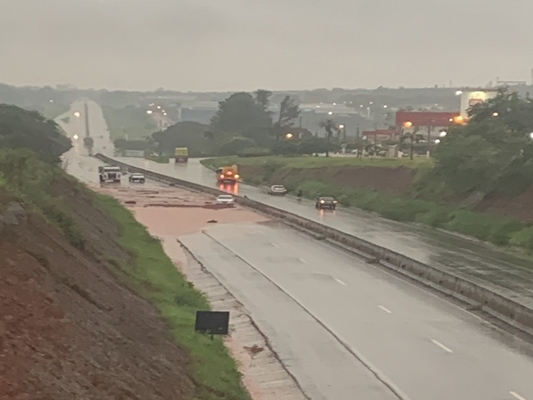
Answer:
[
  {"xmin": 219, "ymin": 175, "xmax": 224, "ymax": 179},
  {"xmin": 320, "ymin": 200, "xmax": 325, "ymax": 203},
  {"xmin": 235, "ymin": 174, "xmax": 240, "ymax": 179}
]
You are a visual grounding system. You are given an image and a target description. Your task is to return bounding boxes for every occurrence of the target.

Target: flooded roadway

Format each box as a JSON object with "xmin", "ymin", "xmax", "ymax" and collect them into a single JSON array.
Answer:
[{"xmin": 57, "ymin": 101, "xmax": 533, "ymax": 400}]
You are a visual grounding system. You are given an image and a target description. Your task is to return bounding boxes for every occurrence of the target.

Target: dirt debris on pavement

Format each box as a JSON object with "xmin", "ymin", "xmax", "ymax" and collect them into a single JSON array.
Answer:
[{"xmin": 93, "ymin": 183, "xmax": 308, "ymax": 400}]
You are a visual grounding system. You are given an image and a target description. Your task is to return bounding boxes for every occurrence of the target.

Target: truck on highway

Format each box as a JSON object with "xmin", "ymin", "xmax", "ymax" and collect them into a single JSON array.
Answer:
[
  {"xmin": 174, "ymin": 147, "xmax": 189, "ymax": 163},
  {"xmin": 216, "ymin": 165, "xmax": 240, "ymax": 184},
  {"xmin": 98, "ymin": 166, "xmax": 121, "ymax": 183}
]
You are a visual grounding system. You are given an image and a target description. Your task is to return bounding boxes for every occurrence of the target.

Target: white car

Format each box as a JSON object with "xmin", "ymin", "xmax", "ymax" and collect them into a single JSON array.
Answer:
[
  {"xmin": 216, "ymin": 195, "xmax": 235, "ymax": 205},
  {"xmin": 268, "ymin": 185, "xmax": 287, "ymax": 196}
]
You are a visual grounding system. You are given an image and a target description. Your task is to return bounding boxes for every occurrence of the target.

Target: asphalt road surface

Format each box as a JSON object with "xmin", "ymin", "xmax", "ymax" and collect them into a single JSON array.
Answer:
[{"xmin": 181, "ymin": 222, "xmax": 533, "ymax": 400}]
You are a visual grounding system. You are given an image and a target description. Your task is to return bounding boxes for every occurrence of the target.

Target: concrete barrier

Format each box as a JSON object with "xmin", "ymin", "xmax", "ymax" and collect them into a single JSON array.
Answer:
[{"xmin": 95, "ymin": 153, "xmax": 533, "ymax": 336}]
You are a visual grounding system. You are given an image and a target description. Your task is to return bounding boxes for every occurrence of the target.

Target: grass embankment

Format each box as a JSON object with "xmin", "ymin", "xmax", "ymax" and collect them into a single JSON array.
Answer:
[
  {"xmin": 201, "ymin": 155, "xmax": 432, "ymax": 169},
  {"xmin": 96, "ymin": 195, "xmax": 251, "ymax": 400},
  {"xmin": 202, "ymin": 155, "xmax": 533, "ymax": 253},
  {"xmin": 102, "ymin": 105, "xmax": 158, "ymax": 141},
  {"xmin": 0, "ymin": 149, "xmax": 251, "ymax": 400}
]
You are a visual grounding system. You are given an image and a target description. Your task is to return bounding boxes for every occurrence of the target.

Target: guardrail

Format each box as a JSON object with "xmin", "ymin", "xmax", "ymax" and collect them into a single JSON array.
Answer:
[{"xmin": 95, "ymin": 153, "xmax": 533, "ymax": 336}]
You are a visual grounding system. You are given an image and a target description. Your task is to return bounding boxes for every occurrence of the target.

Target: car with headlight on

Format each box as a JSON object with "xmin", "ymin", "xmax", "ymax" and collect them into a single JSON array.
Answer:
[
  {"xmin": 315, "ymin": 196, "xmax": 337, "ymax": 210},
  {"xmin": 129, "ymin": 173, "xmax": 145, "ymax": 183},
  {"xmin": 216, "ymin": 194, "xmax": 235, "ymax": 205},
  {"xmin": 268, "ymin": 185, "xmax": 287, "ymax": 196}
]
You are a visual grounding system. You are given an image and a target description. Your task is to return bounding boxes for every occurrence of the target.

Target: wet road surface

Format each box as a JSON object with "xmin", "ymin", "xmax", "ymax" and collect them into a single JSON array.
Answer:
[
  {"xmin": 111, "ymin": 156, "xmax": 533, "ymax": 310},
  {"xmin": 181, "ymin": 222, "xmax": 533, "ymax": 400}
]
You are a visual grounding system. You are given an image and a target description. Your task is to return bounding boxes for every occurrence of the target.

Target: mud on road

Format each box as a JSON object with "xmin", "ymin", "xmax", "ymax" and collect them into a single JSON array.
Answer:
[{"xmin": 91, "ymin": 183, "xmax": 307, "ymax": 400}]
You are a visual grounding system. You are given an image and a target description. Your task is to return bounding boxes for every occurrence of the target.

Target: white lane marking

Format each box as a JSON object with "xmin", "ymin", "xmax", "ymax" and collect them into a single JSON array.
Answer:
[
  {"xmin": 431, "ymin": 339, "xmax": 453, "ymax": 353},
  {"xmin": 335, "ymin": 278, "xmax": 347, "ymax": 286},
  {"xmin": 271, "ymin": 242, "xmax": 278, "ymax": 247},
  {"xmin": 510, "ymin": 391, "xmax": 527, "ymax": 400},
  {"xmin": 297, "ymin": 258, "xmax": 306, "ymax": 263},
  {"xmin": 378, "ymin": 305, "xmax": 392, "ymax": 314}
]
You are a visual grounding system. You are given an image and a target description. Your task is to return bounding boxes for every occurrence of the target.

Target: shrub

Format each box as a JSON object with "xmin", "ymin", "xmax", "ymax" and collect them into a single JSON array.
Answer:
[
  {"xmin": 509, "ymin": 228, "xmax": 533, "ymax": 251},
  {"xmin": 236, "ymin": 147, "xmax": 271, "ymax": 157}
]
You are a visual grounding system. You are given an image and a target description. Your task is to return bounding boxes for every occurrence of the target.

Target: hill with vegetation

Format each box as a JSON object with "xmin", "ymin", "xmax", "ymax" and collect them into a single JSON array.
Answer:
[{"xmin": 0, "ymin": 105, "xmax": 250, "ymax": 399}]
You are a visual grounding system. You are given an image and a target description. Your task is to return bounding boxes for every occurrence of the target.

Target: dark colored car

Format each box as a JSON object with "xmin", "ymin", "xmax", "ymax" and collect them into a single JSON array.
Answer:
[{"xmin": 315, "ymin": 196, "xmax": 337, "ymax": 210}]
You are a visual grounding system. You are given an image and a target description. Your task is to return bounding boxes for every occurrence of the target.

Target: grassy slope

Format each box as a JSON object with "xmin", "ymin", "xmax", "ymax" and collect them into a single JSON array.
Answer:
[
  {"xmin": 96, "ymin": 195, "xmax": 250, "ymax": 400},
  {"xmin": 0, "ymin": 150, "xmax": 250, "ymax": 400},
  {"xmin": 101, "ymin": 105, "xmax": 158, "ymax": 141},
  {"xmin": 201, "ymin": 155, "xmax": 432, "ymax": 169},
  {"xmin": 201, "ymin": 156, "xmax": 533, "ymax": 254}
]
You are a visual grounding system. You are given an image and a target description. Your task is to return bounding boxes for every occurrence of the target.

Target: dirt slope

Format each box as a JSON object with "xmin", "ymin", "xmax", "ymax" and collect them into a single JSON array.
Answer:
[{"xmin": 0, "ymin": 180, "xmax": 196, "ymax": 400}]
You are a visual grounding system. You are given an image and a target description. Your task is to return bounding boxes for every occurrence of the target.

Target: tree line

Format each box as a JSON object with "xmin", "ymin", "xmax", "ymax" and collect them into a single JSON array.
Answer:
[
  {"xmin": 426, "ymin": 89, "xmax": 533, "ymax": 198},
  {"xmin": 0, "ymin": 104, "xmax": 71, "ymax": 164},
  {"xmin": 116, "ymin": 90, "xmax": 341, "ymax": 157}
]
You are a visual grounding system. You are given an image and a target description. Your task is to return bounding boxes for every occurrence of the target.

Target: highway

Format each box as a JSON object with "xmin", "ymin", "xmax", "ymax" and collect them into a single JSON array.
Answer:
[
  {"xmin": 181, "ymin": 222, "xmax": 533, "ymax": 400},
  {"xmin": 57, "ymin": 100, "xmax": 533, "ymax": 399},
  {"xmin": 111, "ymin": 155, "xmax": 533, "ymax": 310}
]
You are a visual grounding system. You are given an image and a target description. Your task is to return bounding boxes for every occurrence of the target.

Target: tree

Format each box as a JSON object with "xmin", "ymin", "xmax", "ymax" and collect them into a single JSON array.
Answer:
[
  {"xmin": 152, "ymin": 121, "xmax": 210, "ymax": 156},
  {"xmin": 298, "ymin": 137, "xmax": 330, "ymax": 155},
  {"xmin": 399, "ymin": 128, "xmax": 424, "ymax": 160},
  {"xmin": 433, "ymin": 90, "xmax": 533, "ymax": 196},
  {"xmin": 0, "ymin": 104, "xmax": 72, "ymax": 164},
  {"xmin": 218, "ymin": 137, "xmax": 258, "ymax": 156},
  {"xmin": 273, "ymin": 95, "xmax": 300, "ymax": 141},
  {"xmin": 210, "ymin": 92, "xmax": 272, "ymax": 134},
  {"xmin": 254, "ymin": 89, "xmax": 272, "ymax": 112},
  {"xmin": 318, "ymin": 119, "xmax": 340, "ymax": 157}
]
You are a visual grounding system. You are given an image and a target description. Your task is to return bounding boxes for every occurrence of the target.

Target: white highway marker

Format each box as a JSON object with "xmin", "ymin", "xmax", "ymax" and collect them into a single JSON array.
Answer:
[
  {"xmin": 431, "ymin": 339, "xmax": 453, "ymax": 353},
  {"xmin": 335, "ymin": 278, "xmax": 347, "ymax": 286},
  {"xmin": 297, "ymin": 258, "xmax": 307, "ymax": 263},
  {"xmin": 271, "ymin": 242, "xmax": 279, "ymax": 247},
  {"xmin": 510, "ymin": 391, "xmax": 527, "ymax": 400},
  {"xmin": 378, "ymin": 305, "xmax": 392, "ymax": 314}
]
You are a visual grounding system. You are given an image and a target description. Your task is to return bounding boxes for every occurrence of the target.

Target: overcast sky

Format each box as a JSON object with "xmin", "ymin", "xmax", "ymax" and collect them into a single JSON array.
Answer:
[{"xmin": 1, "ymin": 0, "xmax": 532, "ymax": 92}]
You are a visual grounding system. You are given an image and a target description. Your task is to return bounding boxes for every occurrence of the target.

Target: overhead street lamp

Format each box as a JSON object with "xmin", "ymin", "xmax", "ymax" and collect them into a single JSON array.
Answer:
[
  {"xmin": 285, "ymin": 133, "xmax": 293, "ymax": 139},
  {"xmin": 147, "ymin": 110, "xmax": 153, "ymax": 114}
]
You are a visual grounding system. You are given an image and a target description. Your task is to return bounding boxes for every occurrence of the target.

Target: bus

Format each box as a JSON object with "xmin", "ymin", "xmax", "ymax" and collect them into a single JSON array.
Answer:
[{"xmin": 174, "ymin": 147, "xmax": 188, "ymax": 163}]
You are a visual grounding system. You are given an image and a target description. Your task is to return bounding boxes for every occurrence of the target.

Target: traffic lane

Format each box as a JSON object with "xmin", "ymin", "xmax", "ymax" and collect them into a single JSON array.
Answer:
[
  {"xmin": 203, "ymin": 222, "xmax": 533, "ymax": 400},
  {"xmin": 59, "ymin": 100, "xmax": 115, "ymax": 156},
  {"xmin": 234, "ymin": 188, "xmax": 533, "ymax": 307},
  {"xmin": 113, "ymin": 156, "xmax": 533, "ymax": 306},
  {"xmin": 179, "ymin": 232, "xmax": 401, "ymax": 400},
  {"xmin": 62, "ymin": 143, "xmax": 166, "ymax": 190}
]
